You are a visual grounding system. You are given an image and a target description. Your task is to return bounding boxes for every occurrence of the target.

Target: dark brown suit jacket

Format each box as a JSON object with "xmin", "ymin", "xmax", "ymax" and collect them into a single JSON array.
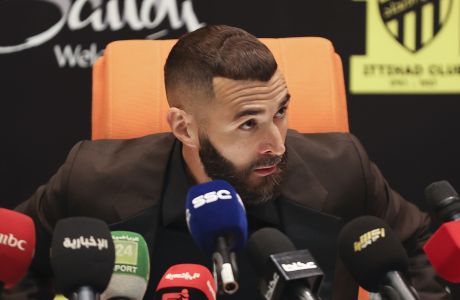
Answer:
[{"xmin": 15, "ymin": 130, "xmax": 450, "ymax": 299}]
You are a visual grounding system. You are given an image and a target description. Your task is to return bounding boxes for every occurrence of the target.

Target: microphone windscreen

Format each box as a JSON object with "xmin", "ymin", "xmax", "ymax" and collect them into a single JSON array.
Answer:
[
  {"xmin": 338, "ymin": 216, "xmax": 408, "ymax": 292},
  {"xmin": 247, "ymin": 227, "xmax": 296, "ymax": 276},
  {"xmin": 101, "ymin": 231, "xmax": 150, "ymax": 300},
  {"xmin": 155, "ymin": 264, "xmax": 217, "ymax": 300},
  {"xmin": 0, "ymin": 208, "xmax": 36, "ymax": 288},
  {"xmin": 424, "ymin": 180, "xmax": 460, "ymax": 221},
  {"xmin": 186, "ymin": 180, "xmax": 248, "ymax": 254},
  {"xmin": 50, "ymin": 217, "xmax": 115, "ymax": 296}
]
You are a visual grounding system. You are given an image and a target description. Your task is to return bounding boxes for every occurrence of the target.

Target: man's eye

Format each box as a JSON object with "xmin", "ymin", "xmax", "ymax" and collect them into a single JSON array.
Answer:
[
  {"xmin": 240, "ymin": 119, "xmax": 257, "ymax": 130},
  {"xmin": 275, "ymin": 107, "xmax": 288, "ymax": 118}
]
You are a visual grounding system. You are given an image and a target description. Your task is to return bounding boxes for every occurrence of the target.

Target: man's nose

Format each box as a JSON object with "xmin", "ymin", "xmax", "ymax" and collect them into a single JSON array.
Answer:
[{"xmin": 259, "ymin": 124, "xmax": 286, "ymax": 156}]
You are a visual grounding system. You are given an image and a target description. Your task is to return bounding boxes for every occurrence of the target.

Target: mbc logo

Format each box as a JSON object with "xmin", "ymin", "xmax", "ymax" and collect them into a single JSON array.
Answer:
[{"xmin": 0, "ymin": 233, "xmax": 27, "ymax": 251}]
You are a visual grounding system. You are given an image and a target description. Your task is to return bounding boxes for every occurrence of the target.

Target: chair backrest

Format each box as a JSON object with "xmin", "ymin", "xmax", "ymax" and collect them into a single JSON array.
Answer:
[{"xmin": 92, "ymin": 37, "xmax": 349, "ymax": 140}]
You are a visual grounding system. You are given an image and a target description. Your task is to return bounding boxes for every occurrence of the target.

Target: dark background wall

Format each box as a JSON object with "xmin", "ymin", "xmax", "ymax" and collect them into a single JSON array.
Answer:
[{"xmin": 1, "ymin": 0, "xmax": 459, "ymax": 295}]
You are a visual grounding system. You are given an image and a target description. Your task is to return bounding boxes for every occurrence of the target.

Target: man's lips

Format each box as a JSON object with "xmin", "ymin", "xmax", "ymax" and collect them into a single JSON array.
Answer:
[{"xmin": 253, "ymin": 165, "xmax": 277, "ymax": 176}]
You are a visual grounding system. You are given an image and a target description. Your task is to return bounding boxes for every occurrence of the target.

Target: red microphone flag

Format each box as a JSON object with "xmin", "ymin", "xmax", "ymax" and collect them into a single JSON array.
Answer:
[
  {"xmin": 424, "ymin": 220, "xmax": 460, "ymax": 283},
  {"xmin": 156, "ymin": 264, "xmax": 217, "ymax": 300}
]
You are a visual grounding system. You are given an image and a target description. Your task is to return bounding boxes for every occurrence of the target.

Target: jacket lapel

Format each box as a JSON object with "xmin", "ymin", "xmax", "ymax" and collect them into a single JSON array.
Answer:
[
  {"xmin": 280, "ymin": 141, "xmax": 328, "ymax": 211},
  {"xmin": 278, "ymin": 139, "xmax": 352, "ymax": 299},
  {"xmin": 107, "ymin": 134, "xmax": 176, "ymax": 287},
  {"xmin": 112, "ymin": 133, "xmax": 176, "ymax": 220}
]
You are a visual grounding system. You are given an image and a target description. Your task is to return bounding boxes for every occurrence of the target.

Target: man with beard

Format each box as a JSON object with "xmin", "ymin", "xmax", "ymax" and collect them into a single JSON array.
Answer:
[{"xmin": 9, "ymin": 25, "xmax": 450, "ymax": 300}]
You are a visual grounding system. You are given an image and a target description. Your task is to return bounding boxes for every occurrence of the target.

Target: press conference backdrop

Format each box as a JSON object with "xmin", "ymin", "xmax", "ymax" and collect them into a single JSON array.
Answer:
[{"xmin": 0, "ymin": 0, "xmax": 459, "ymax": 291}]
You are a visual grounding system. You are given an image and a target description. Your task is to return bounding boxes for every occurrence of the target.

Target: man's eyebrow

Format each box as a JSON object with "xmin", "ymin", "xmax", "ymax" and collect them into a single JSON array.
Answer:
[
  {"xmin": 233, "ymin": 108, "xmax": 265, "ymax": 121},
  {"xmin": 278, "ymin": 93, "xmax": 291, "ymax": 109},
  {"xmin": 232, "ymin": 93, "xmax": 291, "ymax": 121}
]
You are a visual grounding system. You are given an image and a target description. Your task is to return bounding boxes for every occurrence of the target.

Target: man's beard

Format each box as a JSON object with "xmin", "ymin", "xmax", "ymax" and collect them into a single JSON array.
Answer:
[{"xmin": 198, "ymin": 134, "xmax": 287, "ymax": 206}]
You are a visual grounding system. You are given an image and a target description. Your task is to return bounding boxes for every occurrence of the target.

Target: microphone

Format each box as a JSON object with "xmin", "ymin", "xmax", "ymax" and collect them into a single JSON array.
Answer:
[
  {"xmin": 50, "ymin": 217, "xmax": 115, "ymax": 300},
  {"xmin": 425, "ymin": 180, "xmax": 460, "ymax": 222},
  {"xmin": 155, "ymin": 264, "xmax": 217, "ymax": 300},
  {"xmin": 423, "ymin": 180, "xmax": 460, "ymax": 283},
  {"xmin": 247, "ymin": 227, "xmax": 323, "ymax": 300},
  {"xmin": 0, "ymin": 208, "xmax": 36, "ymax": 292},
  {"xmin": 338, "ymin": 216, "xmax": 420, "ymax": 300},
  {"xmin": 101, "ymin": 231, "xmax": 150, "ymax": 300},
  {"xmin": 185, "ymin": 179, "xmax": 248, "ymax": 295}
]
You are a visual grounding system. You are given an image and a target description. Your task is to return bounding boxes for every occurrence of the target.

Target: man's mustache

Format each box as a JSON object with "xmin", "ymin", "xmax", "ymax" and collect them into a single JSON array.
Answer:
[{"xmin": 251, "ymin": 153, "xmax": 285, "ymax": 169}]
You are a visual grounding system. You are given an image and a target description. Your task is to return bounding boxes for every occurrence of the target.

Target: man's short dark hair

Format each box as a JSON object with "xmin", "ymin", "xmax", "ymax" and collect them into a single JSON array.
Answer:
[{"xmin": 164, "ymin": 25, "xmax": 278, "ymax": 109}]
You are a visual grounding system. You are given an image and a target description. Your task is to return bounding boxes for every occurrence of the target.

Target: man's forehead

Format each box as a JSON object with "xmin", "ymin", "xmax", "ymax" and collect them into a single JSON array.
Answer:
[{"xmin": 211, "ymin": 70, "xmax": 288, "ymax": 105}]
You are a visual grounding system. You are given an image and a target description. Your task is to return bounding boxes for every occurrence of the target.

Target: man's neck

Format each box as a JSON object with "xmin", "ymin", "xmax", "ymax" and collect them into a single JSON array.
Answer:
[{"xmin": 182, "ymin": 145, "xmax": 210, "ymax": 184}]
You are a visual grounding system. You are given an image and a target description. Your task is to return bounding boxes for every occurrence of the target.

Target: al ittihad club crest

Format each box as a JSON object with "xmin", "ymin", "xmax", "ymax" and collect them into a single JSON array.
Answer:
[{"xmin": 378, "ymin": 0, "xmax": 453, "ymax": 52}]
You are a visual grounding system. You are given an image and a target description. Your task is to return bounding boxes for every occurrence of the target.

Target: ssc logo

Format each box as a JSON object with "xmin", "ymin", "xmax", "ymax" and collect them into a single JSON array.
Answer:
[
  {"xmin": 191, "ymin": 190, "xmax": 232, "ymax": 209},
  {"xmin": 378, "ymin": 0, "xmax": 453, "ymax": 52}
]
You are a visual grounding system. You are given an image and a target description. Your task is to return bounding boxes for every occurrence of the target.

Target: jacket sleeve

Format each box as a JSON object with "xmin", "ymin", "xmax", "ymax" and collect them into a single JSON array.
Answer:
[
  {"xmin": 3, "ymin": 141, "xmax": 85, "ymax": 299},
  {"xmin": 348, "ymin": 134, "xmax": 451, "ymax": 299}
]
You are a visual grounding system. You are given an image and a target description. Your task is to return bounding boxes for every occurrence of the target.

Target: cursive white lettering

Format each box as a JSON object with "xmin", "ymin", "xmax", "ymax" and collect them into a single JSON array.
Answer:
[{"xmin": 0, "ymin": 0, "xmax": 204, "ymax": 55}]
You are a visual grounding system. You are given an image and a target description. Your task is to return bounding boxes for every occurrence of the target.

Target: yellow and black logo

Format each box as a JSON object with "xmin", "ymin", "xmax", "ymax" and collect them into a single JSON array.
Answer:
[
  {"xmin": 378, "ymin": 0, "xmax": 452, "ymax": 52},
  {"xmin": 350, "ymin": 0, "xmax": 460, "ymax": 93},
  {"xmin": 353, "ymin": 228, "xmax": 386, "ymax": 252}
]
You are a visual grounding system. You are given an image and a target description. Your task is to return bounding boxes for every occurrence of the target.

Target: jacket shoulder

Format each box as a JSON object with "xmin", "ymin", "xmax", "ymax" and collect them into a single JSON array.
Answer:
[
  {"xmin": 286, "ymin": 130, "xmax": 369, "ymax": 219},
  {"xmin": 67, "ymin": 133, "xmax": 176, "ymax": 221},
  {"xmin": 286, "ymin": 130, "xmax": 360, "ymax": 160}
]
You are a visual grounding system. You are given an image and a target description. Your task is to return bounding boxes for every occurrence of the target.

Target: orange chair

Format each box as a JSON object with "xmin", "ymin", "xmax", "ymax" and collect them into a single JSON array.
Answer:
[{"xmin": 91, "ymin": 37, "xmax": 349, "ymax": 140}]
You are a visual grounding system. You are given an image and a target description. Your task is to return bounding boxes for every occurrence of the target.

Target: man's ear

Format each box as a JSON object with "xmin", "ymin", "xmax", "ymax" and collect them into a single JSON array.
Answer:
[{"xmin": 167, "ymin": 107, "xmax": 199, "ymax": 148}]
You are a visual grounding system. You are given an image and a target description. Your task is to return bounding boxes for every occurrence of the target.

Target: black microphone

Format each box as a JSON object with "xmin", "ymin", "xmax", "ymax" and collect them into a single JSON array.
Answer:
[
  {"xmin": 50, "ymin": 217, "xmax": 115, "ymax": 300},
  {"xmin": 425, "ymin": 180, "xmax": 460, "ymax": 222},
  {"xmin": 338, "ymin": 216, "xmax": 420, "ymax": 300},
  {"xmin": 423, "ymin": 180, "xmax": 460, "ymax": 283},
  {"xmin": 247, "ymin": 228, "xmax": 323, "ymax": 300}
]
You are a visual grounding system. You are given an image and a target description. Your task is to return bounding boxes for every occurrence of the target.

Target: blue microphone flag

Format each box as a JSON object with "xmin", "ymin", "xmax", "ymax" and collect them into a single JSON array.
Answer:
[{"xmin": 186, "ymin": 179, "xmax": 248, "ymax": 254}]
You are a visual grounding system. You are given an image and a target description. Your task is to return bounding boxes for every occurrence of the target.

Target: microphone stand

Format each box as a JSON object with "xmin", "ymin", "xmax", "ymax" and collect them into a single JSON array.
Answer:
[
  {"xmin": 213, "ymin": 236, "xmax": 239, "ymax": 295},
  {"xmin": 71, "ymin": 286, "xmax": 97, "ymax": 300},
  {"xmin": 286, "ymin": 281, "xmax": 321, "ymax": 300},
  {"xmin": 379, "ymin": 271, "xmax": 420, "ymax": 300}
]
